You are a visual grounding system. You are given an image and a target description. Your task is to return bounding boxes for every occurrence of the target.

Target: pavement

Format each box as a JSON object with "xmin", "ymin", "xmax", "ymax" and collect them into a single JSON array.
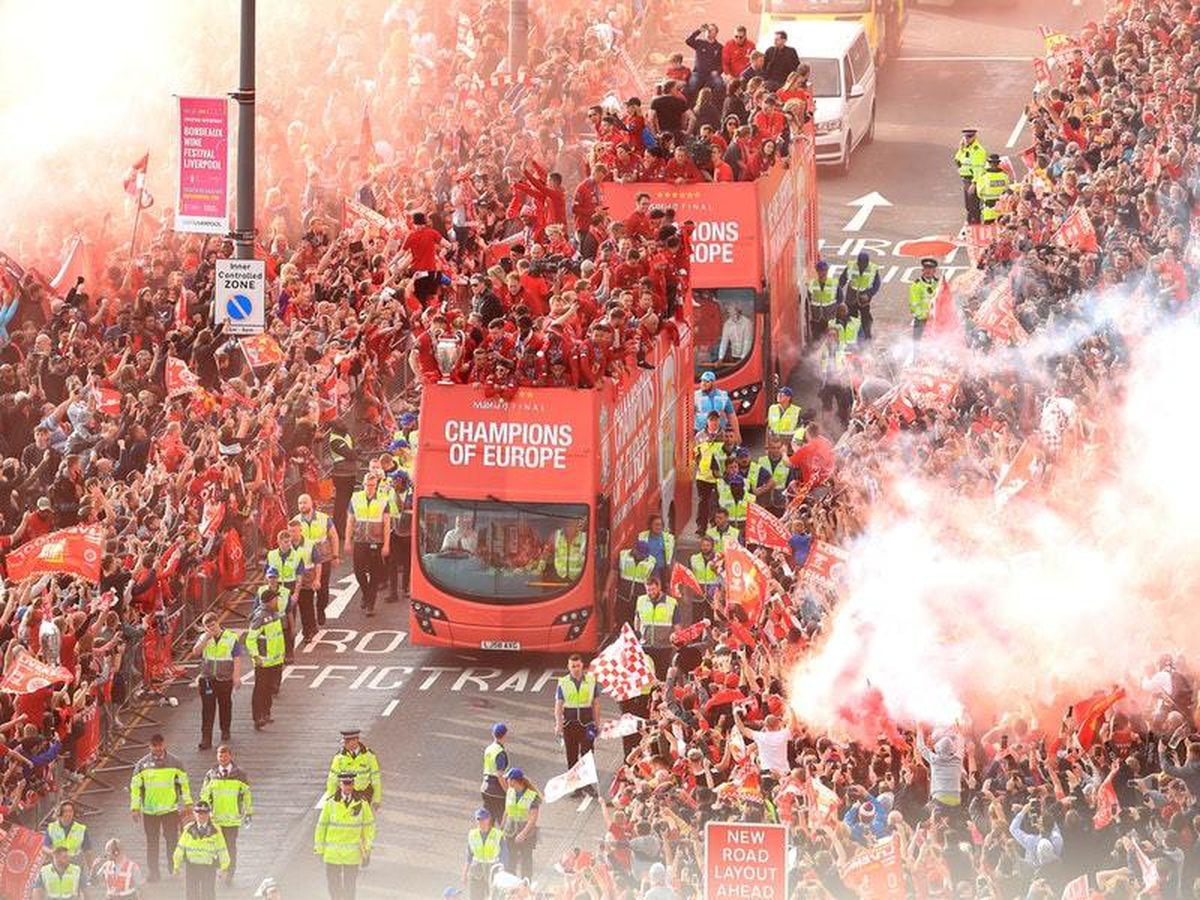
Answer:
[{"xmin": 73, "ymin": 2, "xmax": 1102, "ymax": 897}]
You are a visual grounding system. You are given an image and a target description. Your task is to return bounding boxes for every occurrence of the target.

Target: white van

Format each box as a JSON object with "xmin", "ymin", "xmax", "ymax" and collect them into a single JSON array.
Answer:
[{"xmin": 757, "ymin": 20, "xmax": 877, "ymax": 175}]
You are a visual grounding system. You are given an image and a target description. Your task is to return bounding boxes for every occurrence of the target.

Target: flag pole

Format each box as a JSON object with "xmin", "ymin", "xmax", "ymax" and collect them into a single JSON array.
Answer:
[{"xmin": 126, "ymin": 189, "xmax": 145, "ymax": 277}]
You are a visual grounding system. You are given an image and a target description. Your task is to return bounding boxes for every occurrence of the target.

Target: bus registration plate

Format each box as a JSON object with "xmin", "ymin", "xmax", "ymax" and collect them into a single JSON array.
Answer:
[{"xmin": 481, "ymin": 640, "xmax": 521, "ymax": 651}]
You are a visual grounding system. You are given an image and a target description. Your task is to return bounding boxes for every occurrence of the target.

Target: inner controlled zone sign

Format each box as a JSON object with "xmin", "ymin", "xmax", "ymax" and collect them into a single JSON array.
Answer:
[
  {"xmin": 705, "ymin": 822, "xmax": 787, "ymax": 900},
  {"xmin": 214, "ymin": 258, "xmax": 265, "ymax": 335}
]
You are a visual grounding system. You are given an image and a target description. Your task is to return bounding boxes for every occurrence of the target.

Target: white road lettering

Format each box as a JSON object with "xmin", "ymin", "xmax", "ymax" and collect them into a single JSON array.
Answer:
[
  {"xmin": 281, "ymin": 664, "xmax": 318, "ymax": 683},
  {"xmin": 310, "ymin": 664, "xmax": 358, "ymax": 689},
  {"xmin": 349, "ymin": 666, "xmax": 378, "ymax": 690},
  {"xmin": 418, "ymin": 666, "xmax": 458, "ymax": 690},
  {"xmin": 324, "ymin": 575, "xmax": 359, "ymax": 620},
  {"xmin": 451, "ymin": 668, "xmax": 502, "ymax": 691},
  {"xmin": 353, "ymin": 630, "xmax": 407, "ymax": 654},
  {"xmin": 495, "ymin": 669, "xmax": 529, "ymax": 692},
  {"xmin": 382, "ymin": 699, "xmax": 400, "ymax": 717},
  {"xmin": 1007, "ymin": 111, "xmax": 1028, "ymax": 148},
  {"xmin": 303, "ymin": 628, "xmax": 357, "ymax": 654},
  {"xmin": 369, "ymin": 666, "xmax": 414, "ymax": 690}
]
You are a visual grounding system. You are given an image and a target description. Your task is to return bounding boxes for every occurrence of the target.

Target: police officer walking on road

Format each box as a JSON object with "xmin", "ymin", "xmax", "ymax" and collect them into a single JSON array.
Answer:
[
  {"xmin": 200, "ymin": 745, "xmax": 253, "ymax": 885},
  {"xmin": 837, "ymin": 251, "xmax": 880, "ymax": 342},
  {"xmin": 955, "ymin": 128, "xmax": 988, "ymax": 224},
  {"xmin": 910, "ymin": 257, "xmax": 940, "ymax": 349},
  {"xmin": 129, "ymin": 733, "xmax": 192, "ymax": 882},
  {"xmin": 315, "ymin": 773, "xmax": 375, "ymax": 900},
  {"xmin": 173, "ymin": 801, "xmax": 230, "ymax": 900},
  {"xmin": 267, "ymin": 527, "xmax": 309, "ymax": 662},
  {"xmin": 189, "ymin": 613, "xmax": 242, "ymax": 750},
  {"xmin": 326, "ymin": 728, "xmax": 382, "ymax": 809},
  {"xmin": 480, "ymin": 723, "xmax": 510, "ymax": 824},
  {"xmin": 345, "ymin": 472, "xmax": 390, "ymax": 618},
  {"xmin": 247, "ymin": 578, "xmax": 287, "ymax": 729},
  {"xmin": 554, "ymin": 654, "xmax": 601, "ymax": 796}
]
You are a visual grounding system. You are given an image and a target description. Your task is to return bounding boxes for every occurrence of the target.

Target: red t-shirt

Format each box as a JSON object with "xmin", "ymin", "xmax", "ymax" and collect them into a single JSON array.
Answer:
[
  {"xmin": 402, "ymin": 226, "xmax": 444, "ymax": 272},
  {"xmin": 789, "ymin": 437, "xmax": 836, "ymax": 486}
]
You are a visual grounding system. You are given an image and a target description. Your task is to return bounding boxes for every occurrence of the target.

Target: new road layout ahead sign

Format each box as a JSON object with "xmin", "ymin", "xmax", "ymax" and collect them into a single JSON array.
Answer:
[
  {"xmin": 214, "ymin": 258, "xmax": 265, "ymax": 335},
  {"xmin": 705, "ymin": 821, "xmax": 788, "ymax": 900}
]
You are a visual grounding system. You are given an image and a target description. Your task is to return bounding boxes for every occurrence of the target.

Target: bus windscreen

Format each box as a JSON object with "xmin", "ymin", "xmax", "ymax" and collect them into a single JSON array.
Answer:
[{"xmin": 693, "ymin": 288, "xmax": 757, "ymax": 381}]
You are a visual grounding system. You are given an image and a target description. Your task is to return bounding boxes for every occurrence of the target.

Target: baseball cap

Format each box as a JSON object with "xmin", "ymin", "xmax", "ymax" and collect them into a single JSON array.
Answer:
[
  {"xmin": 777, "ymin": 386, "xmax": 793, "ymax": 397},
  {"xmin": 507, "ymin": 768, "xmax": 525, "ymax": 781},
  {"xmin": 264, "ymin": 566, "xmax": 279, "ymax": 579},
  {"xmin": 815, "ymin": 259, "xmax": 828, "ymax": 270},
  {"xmin": 492, "ymin": 723, "xmax": 507, "ymax": 738},
  {"xmin": 700, "ymin": 371, "xmax": 716, "ymax": 382},
  {"xmin": 475, "ymin": 808, "xmax": 492, "ymax": 820}
]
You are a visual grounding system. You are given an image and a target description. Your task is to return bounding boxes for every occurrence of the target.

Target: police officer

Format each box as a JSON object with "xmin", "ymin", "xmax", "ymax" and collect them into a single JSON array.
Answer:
[
  {"xmin": 247, "ymin": 579, "xmax": 287, "ymax": 728},
  {"xmin": 326, "ymin": 728, "xmax": 382, "ymax": 808},
  {"xmin": 44, "ymin": 800, "xmax": 91, "ymax": 871},
  {"xmin": 462, "ymin": 809, "xmax": 505, "ymax": 900},
  {"xmin": 500, "ymin": 769, "xmax": 541, "ymax": 881},
  {"xmin": 808, "ymin": 259, "xmax": 838, "ymax": 337},
  {"xmin": 189, "ymin": 613, "xmax": 242, "ymax": 750},
  {"xmin": 292, "ymin": 493, "xmax": 340, "ymax": 631},
  {"xmin": 748, "ymin": 439, "xmax": 794, "ymax": 519},
  {"xmin": 554, "ymin": 654, "xmax": 600, "ymax": 792},
  {"xmin": 766, "ymin": 387, "xmax": 801, "ymax": 443},
  {"xmin": 635, "ymin": 575, "xmax": 679, "ymax": 674},
  {"xmin": 976, "ymin": 153, "xmax": 1011, "ymax": 223},
  {"xmin": 315, "ymin": 773, "xmax": 375, "ymax": 900},
  {"xmin": 129, "ymin": 734, "xmax": 192, "ymax": 881},
  {"xmin": 344, "ymin": 471, "xmax": 391, "ymax": 618},
  {"xmin": 172, "ymin": 801, "xmax": 230, "ymax": 900},
  {"xmin": 544, "ymin": 517, "xmax": 587, "ymax": 584},
  {"xmin": 693, "ymin": 411, "xmax": 725, "ymax": 535},
  {"xmin": 955, "ymin": 127, "xmax": 987, "ymax": 224},
  {"xmin": 267, "ymin": 527, "xmax": 308, "ymax": 661},
  {"xmin": 837, "ymin": 251, "xmax": 880, "ymax": 342},
  {"xmin": 910, "ymin": 257, "xmax": 940, "ymax": 346},
  {"xmin": 328, "ymin": 419, "xmax": 359, "ymax": 540},
  {"xmin": 618, "ymin": 540, "xmax": 656, "ymax": 625},
  {"xmin": 693, "ymin": 370, "xmax": 739, "ymax": 440},
  {"xmin": 638, "ymin": 513, "xmax": 675, "ymax": 574},
  {"xmin": 200, "ymin": 745, "xmax": 252, "ymax": 885},
  {"xmin": 480, "ymin": 723, "xmax": 510, "ymax": 824},
  {"xmin": 35, "ymin": 845, "xmax": 83, "ymax": 900},
  {"xmin": 716, "ymin": 473, "xmax": 752, "ymax": 529}
]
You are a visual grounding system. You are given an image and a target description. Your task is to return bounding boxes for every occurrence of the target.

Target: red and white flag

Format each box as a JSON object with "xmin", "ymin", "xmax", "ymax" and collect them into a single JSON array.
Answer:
[
  {"xmin": 0, "ymin": 825, "xmax": 45, "ymax": 900},
  {"xmin": 240, "ymin": 333, "xmax": 285, "ymax": 368},
  {"xmin": 544, "ymin": 751, "xmax": 598, "ymax": 803},
  {"xmin": 807, "ymin": 776, "xmax": 841, "ymax": 824},
  {"xmin": 0, "ymin": 647, "xmax": 75, "ymax": 693},
  {"xmin": 5, "ymin": 525, "xmax": 105, "ymax": 584},
  {"xmin": 800, "ymin": 541, "xmax": 849, "ymax": 593},
  {"xmin": 92, "ymin": 386, "xmax": 122, "ymax": 417},
  {"xmin": 1093, "ymin": 768, "xmax": 1119, "ymax": 829},
  {"xmin": 49, "ymin": 236, "xmax": 90, "ymax": 299},
  {"xmin": 123, "ymin": 152, "xmax": 149, "ymax": 197},
  {"xmin": 994, "ymin": 438, "xmax": 1041, "ymax": 508},
  {"xmin": 724, "ymin": 543, "xmax": 768, "ymax": 620},
  {"xmin": 597, "ymin": 714, "xmax": 644, "ymax": 740},
  {"xmin": 589, "ymin": 623, "xmax": 655, "ymax": 701},
  {"xmin": 669, "ymin": 561, "xmax": 703, "ymax": 597},
  {"xmin": 165, "ymin": 356, "xmax": 200, "ymax": 397},
  {"xmin": 1054, "ymin": 207, "xmax": 1099, "ymax": 253},
  {"xmin": 975, "ymin": 277, "xmax": 1027, "ymax": 344},
  {"xmin": 1061, "ymin": 876, "xmax": 1090, "ymax": 900},
  {"xmin": 745, "ymin": 503, "xmax": 790, "ymax": 550}
]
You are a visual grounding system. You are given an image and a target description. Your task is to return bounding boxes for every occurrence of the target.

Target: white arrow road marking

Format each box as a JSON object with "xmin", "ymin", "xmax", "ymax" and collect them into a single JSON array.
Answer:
[
  {"xmin": 842, "ymin": 192, "xmax": 892, "ymax": 232},
  {"xmin": 325, "ymin": 575, "xmax": 360, "ymax": 620}
]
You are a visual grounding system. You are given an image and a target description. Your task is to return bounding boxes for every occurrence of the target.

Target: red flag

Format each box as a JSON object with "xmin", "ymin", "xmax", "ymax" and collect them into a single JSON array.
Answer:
[
  {"xmin": 894, "ymin": 236, "xmax": 957, "ymax": 258},
  {"xmin": 994, "ymin": 438, "xmax": 1041, "ymax": 508},
  {"xmin": 840, "ymin": 833, "xmax": 905, "ymax": 900},
  {"xmin": 143, "ymin": 613, "xmax": 183, "ymax": 687},
  {"xmin": 1033, "ymin": 57, "xmax": 1052, "ymax": 86},
  {"xmin": 800, "ymin": 540, "xmax": 849, "ymax": 593},
  {"xmin": 1093, "ymin": 768, "xmax": 1119, "ymax": 829},
  {"xmin": 670, "ymin": 619, "xmax": 709, "ymax": 648},
  {"xmin": 1078, "ymin": 688, "xmax": 1126, "ymax": 749},
  {"xmin": 723, "ymin": 544, "xmax": 767, "ymax": 620},
  {"xmin": 73, "ymin": 703, "xmax": 102, "ymax": 769},
  {"xmin": 975, "ymin": 277, "xmax": 1027, "ymax": 344},
  {"xmin": 1061, "ymin": 876, "xmax": 1090, "ymax": 900},
  {"xmin": 123, "ymin": 152, "xmax": 149, "ymax": 196},
  {"xmin": 925, "ymin": 278, "xmax": 966, "ymax": 346},
  {"xmin": 1020, "ymin": 143, "xmax": 1039, "ymax": 171},
  {"xmin": 1054, "ymin": 207, "xmax": 1099, "ymax": 253},
  {"xmin": 92, "ymin": 386, "xmax": 122, "ymax": 417},
  {"xmin": 669, "ymin": 562, "xmax": 703, "ymax": 597},
  {"xmin": 745, "ymin": 503, "xmax": 791, "ymax": 550},
  {"xmin": 216, "ymin": 528, "xmax": 246, "ymax": 590},
  {"xmin": 0, "ymin": 647, "xmax": 75, "ymax": 693},
  {"xmin": 165, "ymin": 356, "xmax": 200, "ymax": 397},
  {"xmin": 0, "ymin": 825, "xmax": 45, "ymax": 899},
  {"xmin": 5, "ymin": 526, "xmax": 105, "ymax": 584},
  {"xmin": 240, "ymin": 333, "xmax": 285, "ymax": 368}
]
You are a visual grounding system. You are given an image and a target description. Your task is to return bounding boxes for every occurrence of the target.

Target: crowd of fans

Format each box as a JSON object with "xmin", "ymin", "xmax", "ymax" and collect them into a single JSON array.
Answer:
[{"xmin": 566, "ymin": 1, "xmax": 1200, "ymax": 899}]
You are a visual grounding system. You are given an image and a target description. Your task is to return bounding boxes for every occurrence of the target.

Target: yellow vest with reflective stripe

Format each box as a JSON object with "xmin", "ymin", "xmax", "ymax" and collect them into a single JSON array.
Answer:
[
  {"xmin": 247, "ymin": 610, "xmax": 285, "ymax": 668},
  {"xmin": 314, "ymin": 796, "xmax": 375, "ymax": 865},
  {"xmin": 636, "ymin": 593, "xmax": 678, "ymax": 645},
  {"xmin": 767, "ymin": 403, "xmax": 800, "ymax": 437},
  {"xmin": 266, "ymin": 546, "xmax": 304, "ymax": 583},
  {"xmin": 716, "ymin": 480, "xmax": 752, "ymax": 522},
  {"xmin": 695, "ymin": 437, "xmax": 725, "ymax": 484},
  {"xmin": 706, "ymin": 524, "xmax": 741, "ymax": 546},
  {"xmin": 200, "ymin": 767, "xmax": 253, "ymax": 827},
  {"xmin": 749, "ymin": 455, "xmax": 791, "ymax": 495},
  {"xmin": 809, "ymin": 277, "xmax": 837, "ymax": 308},
  {"xmin": 330, "ymin": 432, "xmax": 353, "ymax": 463},
  {"xmin": 557, "ymin": 673, "xmax": 596, "ymax": 708},
  {"xmin": 38, "ymin": 864, "xmax": 81, "ymax": 899},
  {"xmin": 351, "ymin": 490, "xmax": 386, "ymax": 543},
  {"xmin": 173, "ymin": 824, "xmax": 230, "ymax": 869},
  {"xmin": 846, "ymin": 261, "xmax": 879, "ymax": 292},
  {"xmin": 637, "ymin": 530, "xmax": 674, "ymax": 563},
  {"xmin": 910, "ymin": 278, "xmax": 938, "ymax": 320},
  {"xmin": 619, "ymin": 549, "xmax": 655, "ymax": 584},
  {"xmin": 468, "ymin": 826, "xmax": 503, "ymax": 863},
  {"xmin": 47, "ymin": 821, "xmax": 86, "ymax": 858},
  {"xmin": 689, "ymin": 552, "xmax": 719, "ymax": 586},
  {"xmin": 293, "ymin": 511, "xmax": 330, "ymax": 544},
  {"xmin": 201, "ymin": 629, "xmax": 239, "ymax": 681},
  {"xmin": 504, "ymin": 786, "xmax": 539, "ymax": 825},
  {"xmin": 955, "ymin": 140, "xmax": 987, "ymax": 178},
  {"xmin": 482, "ymin": 741, "xmax": 504, "ymax": 777},
  {"xmin": 553, "ymin": 531, "xmax": 586, "ymax": 580}
]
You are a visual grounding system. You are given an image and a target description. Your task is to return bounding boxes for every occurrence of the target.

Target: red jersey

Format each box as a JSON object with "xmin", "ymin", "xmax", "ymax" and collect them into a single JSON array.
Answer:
[{"xmin": 402, "ymin": 226, "xmax": 444, "ymax": 271}]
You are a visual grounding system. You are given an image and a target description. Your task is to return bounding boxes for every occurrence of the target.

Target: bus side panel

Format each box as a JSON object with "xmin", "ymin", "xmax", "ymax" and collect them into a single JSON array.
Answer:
[{"xmin": 670, "ymin": 317, "xmax": 695, "ymax": 532}]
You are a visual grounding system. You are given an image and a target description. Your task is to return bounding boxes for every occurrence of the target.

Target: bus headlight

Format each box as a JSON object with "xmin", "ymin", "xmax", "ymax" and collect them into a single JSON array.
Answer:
[
  {"xmin": 728, "ymin": 383, "xmax": 761, "ymax": 413},
  {"xmin": 554, "ymin": 608, "xmax": 592, "ymax": 640},
  {"xmin": 411, "ymin": 600, "xmax": 447, "ymax": 636}
]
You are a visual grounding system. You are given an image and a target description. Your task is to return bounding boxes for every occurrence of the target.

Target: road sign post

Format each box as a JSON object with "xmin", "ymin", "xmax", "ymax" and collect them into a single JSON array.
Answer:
[
  {"xmin": 214, "ymin": 258, "xmax": 265, "ymax": 335},
  {"xmin": 704, "ymin": 821, "xmax": 788, "ymax": 900}
]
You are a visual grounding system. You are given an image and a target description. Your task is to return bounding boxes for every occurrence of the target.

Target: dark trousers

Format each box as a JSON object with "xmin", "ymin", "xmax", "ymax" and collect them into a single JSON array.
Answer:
[
  {"xmin": 252, "ymin": 665, "xmax": 281, "ymax": 723},
  {"xmin": 618, "ymin": 694, "xmax": 652, "ymax": 758},
  {"xmin": 318, "ymin": 562, "xmax": 332, "ymax": 623},
  {"xmin": 220, "ymin": 825, "xmax": 239, "ymax": 875},
  {"xmin": 963, "ymin": 177, "xmax": 981, "ymax": 224},
  {"xmin": 913, "ymin": 318, "xmax": 927, "ymax": 343},
  {"xmin": 142, "ymin": 811, "xmax": 179, "ymax": 878},
  {"xmin": 508, "ymin": 834, "xmax": 536, "ymax": 880},
  {"xmin": 185, "ymin": 861, "xmax": 218, "ymax": 900},
  {"xmin": 199, "ymin": 679, "xmax": 233, "ymax": 744},
  {"xmin": 562, "ymin": 720, "xmax": 597, "ymax": 794},
  {"xmin": 482, "ymin": 791, "xmax": 506, "ymax": 824},
  {"xmin": 332, "ymin": 476, "xmax": 357, "ymax": 541},
  {"xmin": 298, "ymin": 587, "xmax": 319, "ymax": 640},
  {"xmin": 325, "ymin": 863, "xmax": 359, "ymax": 900},
  {"xmin": 353, "ymin": 543, "xmax": 385, "ymax": 612},
  {"xmin": 810, "ymin": 305, "xmax": 835, "ymax": 341},
  {"xmin": 819, "ymin": 383, "xmax": 852, "ymax": 426},
  {"xmin": 695, "ymin": 480, "xmax": 718, "ymax": 534},
  {"xmin": 386, "ymin": 534, "xmax": 411, "ymax": 601}
]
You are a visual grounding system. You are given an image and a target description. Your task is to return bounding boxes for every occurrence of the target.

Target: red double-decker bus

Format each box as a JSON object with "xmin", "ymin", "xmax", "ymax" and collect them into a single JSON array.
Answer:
[
  {"xmin": 601, "ymin": 135, "xmax": 818, "ymax": 426},
  {"xmin": 408, "ymin": 326, "xmax": 693, "ymax": 652}
]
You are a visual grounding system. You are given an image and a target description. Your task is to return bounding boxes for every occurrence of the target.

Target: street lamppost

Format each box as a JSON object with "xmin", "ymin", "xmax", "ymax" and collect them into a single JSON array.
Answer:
[{"xmin": 232, "ymin": 0, "xmax": 256, "ymax": 261}]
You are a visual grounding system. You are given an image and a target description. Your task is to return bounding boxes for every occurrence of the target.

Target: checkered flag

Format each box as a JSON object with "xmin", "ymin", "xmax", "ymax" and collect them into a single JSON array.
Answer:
[{"xmin": 589, "ymin": 623, "xmax": 656, "ymax": 701}]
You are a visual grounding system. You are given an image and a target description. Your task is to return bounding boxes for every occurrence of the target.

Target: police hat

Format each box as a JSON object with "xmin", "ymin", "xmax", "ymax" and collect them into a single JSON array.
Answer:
[
  {"xmin": 194, "ymin": 801, "xmax": 212, "ymax": 812},
  {"xmin": 920, "ymin": 257, "xmax": 939, "ymax": 268},
  {"xmin": 987, "ymin": 153, "xmax": 1002, "ymax": 165},
  {"xmin": 961, "ymin": 127, "xmax": 979, "ymax": 135},
  {"xmin": 339, "ymin": 728, "xmax": 361, "ymax": 739}
]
